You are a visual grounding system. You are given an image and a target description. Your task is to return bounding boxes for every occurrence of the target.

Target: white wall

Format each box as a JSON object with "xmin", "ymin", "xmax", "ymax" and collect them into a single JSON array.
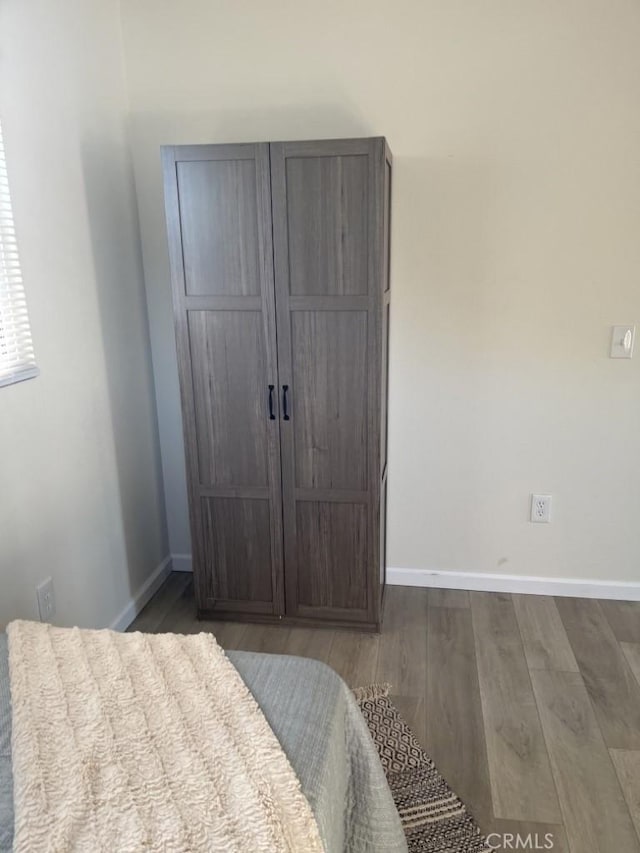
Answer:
[
  {"xmin": 0, "ymin": 0, "xmax": 168, "ymax": 629},
  {"xmin": 120, "ymin": 0, "xmax": 640, "ymax": 585}
]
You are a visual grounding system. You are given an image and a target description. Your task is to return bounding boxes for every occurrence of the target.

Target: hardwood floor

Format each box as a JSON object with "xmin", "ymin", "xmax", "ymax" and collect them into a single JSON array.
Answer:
[
  {"xmin": 471, "ymin": 592, "xmax": 561, "ymax": 824},
  {"xmin": 130, "ymin": 576, "xmax": 640, "ymax": 852}
]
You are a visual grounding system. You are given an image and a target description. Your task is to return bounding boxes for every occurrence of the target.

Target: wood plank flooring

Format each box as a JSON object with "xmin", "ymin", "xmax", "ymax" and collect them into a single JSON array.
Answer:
[
  {"xmin": 555, "ymin": 598, "xmax": 640, "ymax": 751},
  {"xmin": 532, "ymin": 670, "xmax": 639, "ymax": 852},
  {"xmin": 471, "ymin": 592, "xmax": 561, "ymax": 824},
  {"xmin": 130, "ymin": 577, "xmax": 640, "ymax": 852}
]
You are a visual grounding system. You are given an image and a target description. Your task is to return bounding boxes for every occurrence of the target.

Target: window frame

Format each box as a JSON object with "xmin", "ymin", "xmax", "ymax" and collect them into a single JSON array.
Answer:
[{"xmin": 0, "ymin": 119, "xmax": 38, "ymax": 388}]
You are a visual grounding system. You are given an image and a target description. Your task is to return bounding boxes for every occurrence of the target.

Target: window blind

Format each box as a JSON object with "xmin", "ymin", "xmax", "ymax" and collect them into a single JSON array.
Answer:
[{"xmin": 0, "ymin": 120, "xmax": 38, "ymax": 387}]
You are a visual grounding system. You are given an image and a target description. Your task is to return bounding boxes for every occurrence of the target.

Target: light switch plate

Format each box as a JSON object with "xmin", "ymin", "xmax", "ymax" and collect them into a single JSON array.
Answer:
[{"xmin": 610, "ymin": 325, "xmax": 635, "ymax": 358}]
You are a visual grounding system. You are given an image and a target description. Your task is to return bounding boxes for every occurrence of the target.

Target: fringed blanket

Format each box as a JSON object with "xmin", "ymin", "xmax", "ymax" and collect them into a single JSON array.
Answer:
[{"xmin": 7, "ymin": 620, "xmax": 324, "ymax": 853}]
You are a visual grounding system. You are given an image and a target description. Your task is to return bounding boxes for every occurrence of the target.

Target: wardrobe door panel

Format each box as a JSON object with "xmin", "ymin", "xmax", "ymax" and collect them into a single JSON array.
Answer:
[
  {"xmin": 285, "ymin": 154, "xmax": 368, "ymax": 296},
  {"xmin": 202, "ymin": 497, "xmax": 273, "ymax": 605},
  {"xmin": 163, "ymin": 143, "xmax": 283, "ymax": 616},
  {"xmin": 291, "ymin": 310, "xmax": 368, "ymax": 491},
  {"xmin": 296, "ymin": 501, "xmax": 368, "ymax": 613},
  {"xmin": 189, "ymin": 310, "xmax": 268, "ymax": 488},
  {"xmin": 177, "ymin": 158, "xmax": 260, "ymax": 296},
  {"xmin": 271, "ymin": 138, "xmax": 385, "ymax": 625}
]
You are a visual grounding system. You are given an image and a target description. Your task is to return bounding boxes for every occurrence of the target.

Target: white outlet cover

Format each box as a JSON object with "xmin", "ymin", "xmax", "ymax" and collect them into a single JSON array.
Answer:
[
  {"xmin": 530, "ymin": 494, "xmax": 552, "ymax": 523},
  {"xmin": 36, "ymin": 577, "xmax": 55, "ymax": 622},
  {"xmin": 610, "ymin": 325, "xmax": 635, "ymax": 358}
]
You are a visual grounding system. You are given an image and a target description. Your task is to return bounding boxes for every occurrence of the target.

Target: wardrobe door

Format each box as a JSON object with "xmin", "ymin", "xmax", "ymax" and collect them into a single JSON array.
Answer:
[
  {"xmin": 271, "ymin": 138, "xmax": 384, "ymax": 626},
  {"xmin": 162, "ymin": 143, "xmax": 284, "ymax": 616}
]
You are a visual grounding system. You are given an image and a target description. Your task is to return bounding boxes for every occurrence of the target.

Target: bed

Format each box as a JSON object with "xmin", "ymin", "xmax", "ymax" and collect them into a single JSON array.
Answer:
[{"xmin": 0, "ymin": 633, "xmax": 407, "ymax": 852}]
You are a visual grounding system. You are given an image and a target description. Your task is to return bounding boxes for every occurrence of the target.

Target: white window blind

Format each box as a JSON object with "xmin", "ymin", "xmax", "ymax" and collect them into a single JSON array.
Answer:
[{"xmin": 0, "ymin": 120, "xmax": 38, "ymax": 387}]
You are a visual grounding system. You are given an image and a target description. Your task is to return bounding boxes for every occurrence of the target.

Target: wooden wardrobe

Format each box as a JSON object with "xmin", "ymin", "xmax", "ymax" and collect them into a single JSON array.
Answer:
[{"xmin": 162, "ymin": 137, "xmax": 392, "ymax": 631}]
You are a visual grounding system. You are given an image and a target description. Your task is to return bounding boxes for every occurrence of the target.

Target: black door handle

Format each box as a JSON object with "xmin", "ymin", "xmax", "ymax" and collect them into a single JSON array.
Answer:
[
  {"xmin": 282, "ymin": 385, "xmax": 290, "ymax": 421},
  {"xmin": 268, "ymin": 385, "xmax": 275, "ymax": 420}
]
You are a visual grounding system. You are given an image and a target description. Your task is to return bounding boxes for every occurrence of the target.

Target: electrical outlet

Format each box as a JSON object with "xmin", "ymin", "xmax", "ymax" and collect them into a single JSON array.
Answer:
[
  {"xmin": 36, "ymin": 577, "xmax": 56, "ymax": 622},
  {"xmin": 530, "ymin": 494, "xmax": 552, "ymax": 523}
]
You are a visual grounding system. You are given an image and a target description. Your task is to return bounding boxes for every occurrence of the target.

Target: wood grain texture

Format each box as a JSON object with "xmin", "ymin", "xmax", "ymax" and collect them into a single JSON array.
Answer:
[
  {"xmin": 383, "ymin": 159, "xmax": 391, "ymax": 295},
  {"xmin": 237, "ymin": 623, "xmax": 293, "ymax": 655},
  {"xmin": 513, "ymin": 594, "xmax": 579, "ymax": 672},
  {"xmin": 201, "ymin": 497, "xmax": 273, "ymax": 606},
  {"xmin": 380, "ymin": 150, "xmax": 391, "ymax": 502},
  {"xmin": 284, "ymin": 154, "xmax": 368, "ymax": 296},
  {"xmin": 376, "ymin": 586, "xmax": 428, "ymax": 744},
  {"xmin": 142, "ymin": 578, "xmax": 250, "ymax": 650},
  {"xmin": 470, "ymin": 592, "xmax": 561, "ymax": 823},
  {"xmin": 295, "ymin": 501, "xmax": 368, "ymax": 613},
  {"xmin": 188, "ymin": 310, "xmax": 269, "ymax": 487},
  {"xmin": 370, "ymin": 141, "xmax": 386, "ymax": 617},
  {"xmin": 556, "ymin": 598, "xmax": 640, "ymax": 749},
  {"xmin": 381, "ymin": 301, "xmax": 390, "ymax": 478},
  {"xmin": 286, "ymin": 627, "xmax": 335, "ymax": 664},
  {"xmin": 131, "ymin": 579, "xmax": 640, "ymax": 846},
  {"xmin": 328, "ymin": 631, "xmax": 379, "ymax": 687},
  {"xmin": 163, "ymin": 143, "xmax": 284, "ymax": 616},
  {"xmin": 154, "ymin": 578, "xmax": 197, "ymax": 634},
  {"xmin": 271, "ymin": 138, "xmax": 388, "ymax": 627},
  {"xmin": 531, "ymin": 670, "xmax": 640, "ymax": 853},
  {"xmin": 163, "ymin": 145, "xmax": 210, "ymax": 610},
  {"xmin": 601, "ymin": 600, "xmax": 640, "ymax": 644},
  {"xmin": 610, "ymin": 749, "xmax": 640, "ymax": 842},
  {"xmin": 429, "ymin": 589, "xmax": 470, "ymax": 609},
  {"xmin": 205, "ymin": 621, "xmax": 249, "ymax": 651},
  {"xmin": 622, "ymin": 643, "xmax": 640, "ymax": 687},
  {"xmin": 291, "ymin": 310, "xmax": 368, "ymax": 491},
  {"xmin": 176, "ymin": 158, "xmax": 260, "ymax": 296},
  {"xmin": 426, "ymin": 606, "xmax": 492, "ymax": 827}
]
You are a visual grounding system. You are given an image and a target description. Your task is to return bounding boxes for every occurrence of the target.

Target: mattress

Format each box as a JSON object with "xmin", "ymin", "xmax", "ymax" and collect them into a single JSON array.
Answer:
[{"xmin": 0, "ymin": 633, "xmax": 406, "ymax": 852}]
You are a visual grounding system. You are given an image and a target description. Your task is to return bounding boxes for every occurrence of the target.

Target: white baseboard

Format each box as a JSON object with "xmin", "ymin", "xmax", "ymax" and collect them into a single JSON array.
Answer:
[
  {"xmin": 387, "ymin": 567, "xmax": 640, "ymax": 601},
  {"xmin": 156, "ymin": 555, "xmax": 640, "ymax": 601},
  {"xmin": 171, "ymin": 553, "xmax": 193, "ymax": 572},
  {"xmin": 110, "ymin": 555, "xmax": 173, "ymax": 631}
]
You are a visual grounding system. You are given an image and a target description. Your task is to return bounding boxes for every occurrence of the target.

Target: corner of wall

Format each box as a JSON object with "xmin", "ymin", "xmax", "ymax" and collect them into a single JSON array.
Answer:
[{"xmin": 110, "ymin": 555, "xmax": 172, "ymax": 631}]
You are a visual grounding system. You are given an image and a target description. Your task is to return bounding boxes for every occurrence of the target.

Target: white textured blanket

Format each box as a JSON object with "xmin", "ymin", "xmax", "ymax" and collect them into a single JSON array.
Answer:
[{"xmin": 7, "ymin": 620, "xmax": 324, "ymax": 853}]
